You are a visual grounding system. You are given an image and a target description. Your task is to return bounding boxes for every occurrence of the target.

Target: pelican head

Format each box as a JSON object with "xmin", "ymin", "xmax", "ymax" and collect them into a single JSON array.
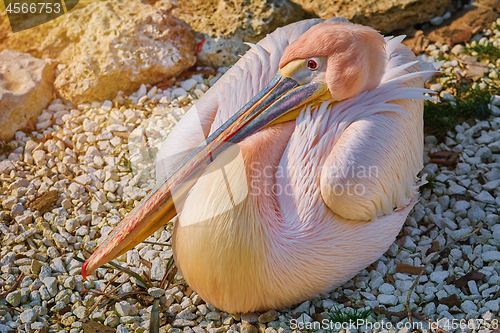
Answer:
[
  {"xmin": 279, "ymin": 21, "xmax": 386, "ymax": 101},
  {"xmin": 82, "ymin": 19, "xmax": 427, "ymax": 313}
]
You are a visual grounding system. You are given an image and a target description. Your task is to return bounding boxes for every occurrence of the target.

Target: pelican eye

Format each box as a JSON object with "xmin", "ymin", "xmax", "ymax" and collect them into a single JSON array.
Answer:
[{"xmin": 307, "ymin": 59, "xmax": 318, "ymax": 70}]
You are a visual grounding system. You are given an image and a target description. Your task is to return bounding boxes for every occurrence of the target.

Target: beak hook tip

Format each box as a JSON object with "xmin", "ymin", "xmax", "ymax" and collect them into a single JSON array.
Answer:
[{"xmin": 81, "ymin": 259, "xmax": 90, "ymax": 281}]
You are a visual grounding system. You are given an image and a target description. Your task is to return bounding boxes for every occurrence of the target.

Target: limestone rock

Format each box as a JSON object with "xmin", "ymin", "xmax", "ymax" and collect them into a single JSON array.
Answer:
[
  {"xmin": 427, "ymin": 0, "xmax": 500, "ymax": 46},
  {"xmin": 0, "ymin": 50, "xmax": 55, "ymax": 141},
  {"xmin": 41, "ymin": 0, "xmax": 196, "ymax": 104},
  {"xmin": 168, "ymin": 0, "xmax": 306, "ymax": 67},
  {"xmin": 288, "ymin": 0, "xmax": 451, "ymax": 34}
]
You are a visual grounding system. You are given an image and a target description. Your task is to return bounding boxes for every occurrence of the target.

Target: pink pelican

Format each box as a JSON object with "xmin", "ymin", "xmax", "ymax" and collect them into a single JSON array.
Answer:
[{"xmin": 82, "ymin": 18, "xmax": 435, "ymax": 313}]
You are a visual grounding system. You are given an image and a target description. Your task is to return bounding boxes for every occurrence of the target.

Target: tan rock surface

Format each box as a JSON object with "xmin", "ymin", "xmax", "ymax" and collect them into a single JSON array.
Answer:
[
  {"xmin": 0, "ymin": 50, "xmax": 55, "ymax": 141},
  {"xmin": 0, "ymin": 1, "xmax": 124, "ymax": 58},
  {"xmin": 404, "ymin": 0, "xmax": 500, "ymax": 53},
  {"xmin": 288, "ymin": 0, "xmax": 451, "ymax": 34},
  {"xmin": 41, "ymin": 0, "xmax": 196, "ymax": 104},
  {"xmin": 169, "ymin": 0, "xmax": 306, "ymax": 67}
]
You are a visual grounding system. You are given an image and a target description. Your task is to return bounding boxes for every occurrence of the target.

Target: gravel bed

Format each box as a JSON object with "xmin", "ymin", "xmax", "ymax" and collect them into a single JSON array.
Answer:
[{"xmin": 1, "ymin": 19, "xmax": 500, "ymax": 333}]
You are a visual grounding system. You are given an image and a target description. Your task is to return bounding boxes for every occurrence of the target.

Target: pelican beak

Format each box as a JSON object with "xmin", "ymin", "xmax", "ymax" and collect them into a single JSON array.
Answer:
[{"xmin": 81, "ymin": 74, "xmax": 330, "ymax": 279}]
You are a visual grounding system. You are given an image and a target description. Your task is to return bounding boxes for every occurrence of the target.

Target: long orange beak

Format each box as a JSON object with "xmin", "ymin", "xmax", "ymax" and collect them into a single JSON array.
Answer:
[{"xmin": 81, "ymin": 74, "xmax": 329, "ymax": 279}]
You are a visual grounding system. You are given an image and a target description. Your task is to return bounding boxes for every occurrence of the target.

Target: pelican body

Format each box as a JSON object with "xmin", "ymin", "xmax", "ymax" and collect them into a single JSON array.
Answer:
[{"xmin": 82, "ymin": 18, "xmax": 435, "ymax": 313}]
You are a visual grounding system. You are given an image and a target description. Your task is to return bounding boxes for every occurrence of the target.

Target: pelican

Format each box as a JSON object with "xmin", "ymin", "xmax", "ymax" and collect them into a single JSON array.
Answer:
[{"xmin": 82, "ymin": 18, "xmax": 436, "ymax": 313}]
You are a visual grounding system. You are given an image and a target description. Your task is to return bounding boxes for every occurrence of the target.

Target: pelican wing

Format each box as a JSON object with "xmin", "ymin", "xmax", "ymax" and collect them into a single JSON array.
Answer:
[{"xmin": 319, "ymin": 41, "xmax": 428, "ymax": 220}]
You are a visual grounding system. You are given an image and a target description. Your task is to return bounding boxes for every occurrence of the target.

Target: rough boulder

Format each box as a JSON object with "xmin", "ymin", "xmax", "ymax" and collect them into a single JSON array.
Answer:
[
  {"xmin": 289, "ymin": 0, "xmax": 452, "ymax": 34},
  {"xmin": 168, "ymin": 0, "xmax": 306, "ymax": 68},
  {"xmin": 41, "ymin": 0, "xmax": 197, "ymax": 104},
  {"xmin": 0, "ymin": 50, "xmax": 55, "ymax": 141}
]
